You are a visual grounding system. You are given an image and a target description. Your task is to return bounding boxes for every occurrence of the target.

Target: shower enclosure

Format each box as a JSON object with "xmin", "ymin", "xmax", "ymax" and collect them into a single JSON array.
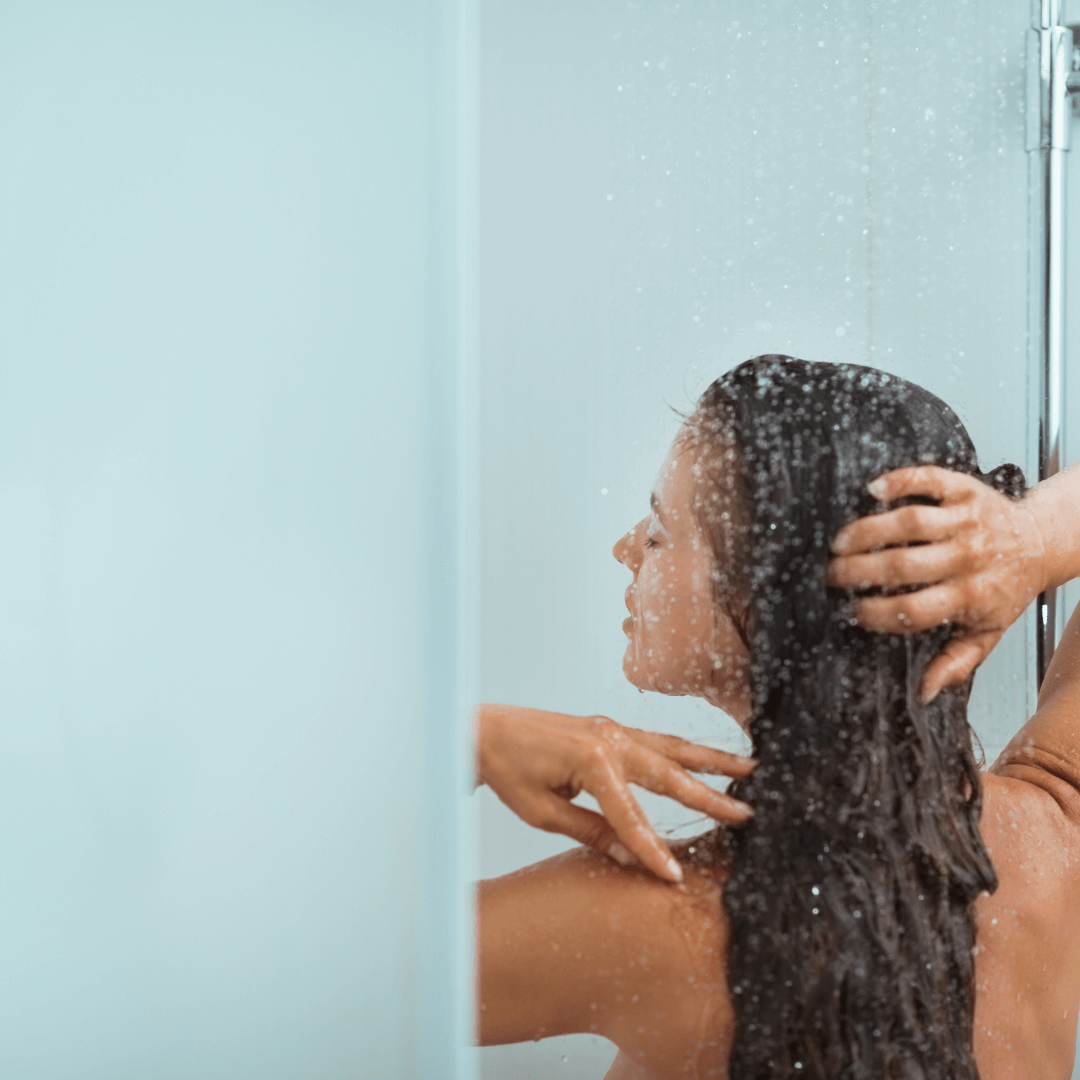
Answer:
[
  {"xmin": 0, "ymin": 1, "xmax": 1076, "ymax": 1078},
  {"xmin": 477, "ymin": 0, "xmax": 1080, "ymax": 1077}
]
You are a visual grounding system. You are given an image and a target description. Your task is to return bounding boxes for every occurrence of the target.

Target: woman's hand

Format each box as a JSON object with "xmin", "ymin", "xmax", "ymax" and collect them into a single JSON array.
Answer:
[
  {"xmin": 828, "ymin": 465, "xmax": 1048, "ymax": 703},
  {"xmin": 476, "ymin": 703, "xmax": 755, "ymax": 884}
]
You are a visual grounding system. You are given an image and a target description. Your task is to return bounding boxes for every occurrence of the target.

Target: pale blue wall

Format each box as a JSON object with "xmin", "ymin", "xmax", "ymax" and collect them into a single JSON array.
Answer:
[{"xmin": 0, "ymin": 4, "xmax": 471, "ymax": 1078}]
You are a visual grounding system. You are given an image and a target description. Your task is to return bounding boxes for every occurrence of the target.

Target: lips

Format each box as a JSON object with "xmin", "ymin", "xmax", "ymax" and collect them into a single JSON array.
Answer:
[{"xmin": 622, "ymin": 615, "xmax": 634, "ymax": 635}]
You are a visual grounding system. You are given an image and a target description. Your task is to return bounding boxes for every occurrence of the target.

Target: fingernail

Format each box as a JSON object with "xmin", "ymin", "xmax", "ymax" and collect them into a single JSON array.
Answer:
[
  {"xmin": 608, "ymin": 842, "xmax": 635, "ymax": 867},
  {"xmin": 831, "ymin": 534, "xmax": 850, "ymax": 554},
  {"xmin": 868, "ymin": 478, "xmax": 888, "ymax": 499},
  {"xmin": 731, "ymin": 801, "xmax": 755, "ymax": 821},
  {"xmin": 666, "ymin": 857, "xmax": 684, "ymax": 883}
]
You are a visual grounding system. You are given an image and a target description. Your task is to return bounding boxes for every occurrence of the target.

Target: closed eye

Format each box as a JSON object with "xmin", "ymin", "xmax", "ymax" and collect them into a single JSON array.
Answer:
[{"xmin": 644, "ymin": 537, "xmax": 660, "ymax": 549}]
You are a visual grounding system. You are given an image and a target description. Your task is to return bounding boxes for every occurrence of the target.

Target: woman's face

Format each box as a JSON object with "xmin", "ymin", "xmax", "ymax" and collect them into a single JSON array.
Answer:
[{"xmin": 612, "ymin": 433, "xmax": 752, "ymax": 725}]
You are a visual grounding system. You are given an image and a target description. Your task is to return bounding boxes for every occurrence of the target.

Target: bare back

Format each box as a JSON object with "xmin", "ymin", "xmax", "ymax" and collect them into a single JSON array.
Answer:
[
  {"xmin": 970, "ymin": 771, "xmax": 1080, "ymax": 1079},
  {"xmin": 480, "ymin": 614, "xmax": 1080, "ymax": 1078},
  {"xmin": 561, "ymin": 766, "xmax": 1080, "ymax": 1080},
  {"xmin": 481, "ymin": 770, "xmax": 1080, "ymax": 1080}
]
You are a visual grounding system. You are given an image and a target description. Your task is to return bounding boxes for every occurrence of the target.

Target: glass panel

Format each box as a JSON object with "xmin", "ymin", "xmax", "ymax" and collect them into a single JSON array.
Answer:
[
  {"xmin": 0, "ymin": 5, "xmax": 470, "ymax": 1077},
  {"xmin": 479, "ymin": 2, "xmax": 1034, "ymax": 1076}
]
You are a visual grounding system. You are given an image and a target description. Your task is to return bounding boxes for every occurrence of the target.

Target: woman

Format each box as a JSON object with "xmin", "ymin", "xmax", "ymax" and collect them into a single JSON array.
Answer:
[{"xmin": 477, "ymin": 356, "xmax": 1080, "ymax": 1080}]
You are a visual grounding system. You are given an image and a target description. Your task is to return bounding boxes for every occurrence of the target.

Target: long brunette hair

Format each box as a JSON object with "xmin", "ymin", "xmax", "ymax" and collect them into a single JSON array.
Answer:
[{"xmin": 686, "ymin": 356, "xmax": 1021, "ymax": 1080}]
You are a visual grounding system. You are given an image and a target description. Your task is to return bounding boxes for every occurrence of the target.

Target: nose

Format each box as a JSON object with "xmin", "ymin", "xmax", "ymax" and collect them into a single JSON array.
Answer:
[
  {"xmin": 613, "ymin": 518, "xmax": 647, "ymax": 573},
  {"xmin": 612, "ymin": 531, "xmax": 630, "ymax": 566}
]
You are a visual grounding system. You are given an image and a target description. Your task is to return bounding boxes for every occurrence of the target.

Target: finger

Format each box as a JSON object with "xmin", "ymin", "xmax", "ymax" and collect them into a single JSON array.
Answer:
[
  {"xmin": 851, "ymin": 583, "xmax": 966, "ymax": 633},
  {"xmin": 832, "ymin": 503, "xmax": 962, "ymax": 555},
  {"xmin": 530, "ymin": 798, "xmax": 653, "ymax": 872},
  {"xmin": 620, "ymin": 728, "xmax": 756, "ymax": 778},
  {"xmin": 919, "ymin": 631, "xmax": 1003, "ymax": 703},
  {"xmin": 828, "ymin": 541, "xmax": 965, "ymax": 590},
  {"xmin": 626, "ymin": 747, "xmax": 754, "ymax": 824},
  {"xmin": 578, "ymin": 759, "xmax": 685, "ymax": 882},
  {"xmin": 866, "ymin": 465, "xmax": 980, "ymax": 505}
]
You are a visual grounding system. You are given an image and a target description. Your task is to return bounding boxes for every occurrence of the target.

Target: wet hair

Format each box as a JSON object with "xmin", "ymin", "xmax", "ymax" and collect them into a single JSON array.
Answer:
[{"xmin": 685, "ymin": 356, "xmax": 1022, "ymax": 1080}]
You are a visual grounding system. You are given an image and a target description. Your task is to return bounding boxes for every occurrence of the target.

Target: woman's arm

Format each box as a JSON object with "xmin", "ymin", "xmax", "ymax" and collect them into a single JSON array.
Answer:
[
  {"xmin": 829, "ymin": 464, "xmax": 1050, "ymax": 700},
  {"xmin": 999, "ymin": 460, "xmax": 1080, "ymax": 807},
  {"xmin": 477, "ymin": 844, "xmax": 731, "ymax": 1075},
  {"xmin": 1023, "ymin": 462, "xmax": 1080, "ymax": 598},
  {"xmin": 477, "ymin": 848, "xmax": 663, "ymax": 1045},
  {"xmin": 829, "ymin": 462, "xmax": 1080, "ymax": 812},
  {"xmin": 994, "ymin": 602, "xmax": 1080, "ymax": 817}
]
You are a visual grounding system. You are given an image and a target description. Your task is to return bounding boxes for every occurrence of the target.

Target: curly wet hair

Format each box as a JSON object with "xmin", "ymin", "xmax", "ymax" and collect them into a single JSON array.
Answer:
[{"xmin": 685, "ymin": 356, "xmax": 1022, "ymax": 1080}]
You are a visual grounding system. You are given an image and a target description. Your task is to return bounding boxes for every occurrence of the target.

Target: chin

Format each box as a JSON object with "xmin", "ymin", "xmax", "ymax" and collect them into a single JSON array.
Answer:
[
  {"xmin": 621, "ymin": 654, "xmax": 646, "ymax": 692},
  {"xmin": 623, "ymin": 655, "xmax": 698, "ymax": 698},
  {"xmin": 621, "ymin": 645, "xmax": 655, "ymax": 694}
]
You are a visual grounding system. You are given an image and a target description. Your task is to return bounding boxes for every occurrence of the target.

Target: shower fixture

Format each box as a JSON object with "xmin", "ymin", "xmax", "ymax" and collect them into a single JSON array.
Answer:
[{"xmin": 1027, "ymin": 0, "xmax": 1079, "ymax": 682}]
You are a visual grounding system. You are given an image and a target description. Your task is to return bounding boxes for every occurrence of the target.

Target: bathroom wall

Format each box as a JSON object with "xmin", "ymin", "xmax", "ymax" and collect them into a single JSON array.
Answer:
[
  {"xmin": 0, "ymin": 5, "xmax": 471, "ymax": 1078},
  {"xmin": 478, "ymin": 1, "xmax": 1040, "ymax": 1076}
]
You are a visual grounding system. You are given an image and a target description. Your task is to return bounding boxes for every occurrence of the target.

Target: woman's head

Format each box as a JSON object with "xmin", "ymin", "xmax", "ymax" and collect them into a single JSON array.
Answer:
[
  {"xmin": 621, "ymin": 356, "xmax": 1022, "ymax": 1080},
  {"xmin": 685, "ymin": 356, "xmax": 1022, "ymax": 713},
  {"xmin": 615, "ymin": 355, "xmax": 1022, "ymax": 716},
  {"xmin": 612, "ymin": 434, "xmax": 751, "ymax": 722}
]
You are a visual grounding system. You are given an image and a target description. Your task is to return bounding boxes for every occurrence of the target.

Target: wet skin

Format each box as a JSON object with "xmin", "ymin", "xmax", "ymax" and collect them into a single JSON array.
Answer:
[
  {"xmin": 478, "ymin": 440, "xmax": 1080, "ymax": 1079},
  {"xmin": 479, "ymin": 763, "xmax": 1080, "ymax": 1080}
]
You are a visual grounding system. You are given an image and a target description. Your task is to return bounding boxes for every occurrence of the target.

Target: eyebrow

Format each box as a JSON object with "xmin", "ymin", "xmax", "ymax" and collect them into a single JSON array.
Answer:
[{"xmin": 650, "ymin": 492, "xmax": 668, "ymax": 523}]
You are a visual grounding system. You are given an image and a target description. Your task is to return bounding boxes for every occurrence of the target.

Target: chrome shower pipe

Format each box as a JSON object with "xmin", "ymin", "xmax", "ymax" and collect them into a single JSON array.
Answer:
[{"xmin": 1027, "ymin": 0, "xmax": 1074, "ymax": 685}]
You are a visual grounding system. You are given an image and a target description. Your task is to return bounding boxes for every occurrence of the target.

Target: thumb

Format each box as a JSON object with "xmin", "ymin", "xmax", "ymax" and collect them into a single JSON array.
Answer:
[{"xmin": 920, "ymin": 630, "xmax": 1002, "ymax": 703}]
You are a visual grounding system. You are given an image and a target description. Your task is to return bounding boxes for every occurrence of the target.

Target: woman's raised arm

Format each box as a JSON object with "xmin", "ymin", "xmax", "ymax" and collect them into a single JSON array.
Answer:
[
  {"xmin": 828, "ymin": 462, "xmax": 1080, "ymax": 811},
  {"xmin": 828, "ymin": 464, "xmax": 1049, "ymax": 700}
]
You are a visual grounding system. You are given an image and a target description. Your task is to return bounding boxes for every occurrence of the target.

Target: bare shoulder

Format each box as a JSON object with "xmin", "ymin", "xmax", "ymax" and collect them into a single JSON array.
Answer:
[
  {"xmin": 982, "ymin": 763, "xmax": 1080, "ymax": 859},
  {"xmin": 991, "ymin": 675, "xmax": 1080, "ymax": 827},
  {"xmin": 478, "ymin": 840, "xmax": 734, "ymax": 1078}
]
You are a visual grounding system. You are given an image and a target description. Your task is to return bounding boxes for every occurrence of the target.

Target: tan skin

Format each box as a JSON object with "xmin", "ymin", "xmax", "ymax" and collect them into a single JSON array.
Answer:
[{"xmin": 477, "ymin": 437, "xmax": 1080, "ymax": 1079}]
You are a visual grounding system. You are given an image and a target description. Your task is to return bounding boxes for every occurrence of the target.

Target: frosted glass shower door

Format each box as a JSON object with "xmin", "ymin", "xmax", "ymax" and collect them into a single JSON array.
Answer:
[
  {"xmin": 478, "ymin": 2, "xmax": 1036, "ymax": 1077},
  {"xmin": 0, "ymin": 5, "xmax": 473, "ymax": 1079}
]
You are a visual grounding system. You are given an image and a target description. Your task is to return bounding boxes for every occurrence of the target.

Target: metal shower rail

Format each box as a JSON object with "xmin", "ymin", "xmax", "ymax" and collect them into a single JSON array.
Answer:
[{"xmin": 1027, "ymin": 0, "xmax": 1077, "ymax": 685}]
